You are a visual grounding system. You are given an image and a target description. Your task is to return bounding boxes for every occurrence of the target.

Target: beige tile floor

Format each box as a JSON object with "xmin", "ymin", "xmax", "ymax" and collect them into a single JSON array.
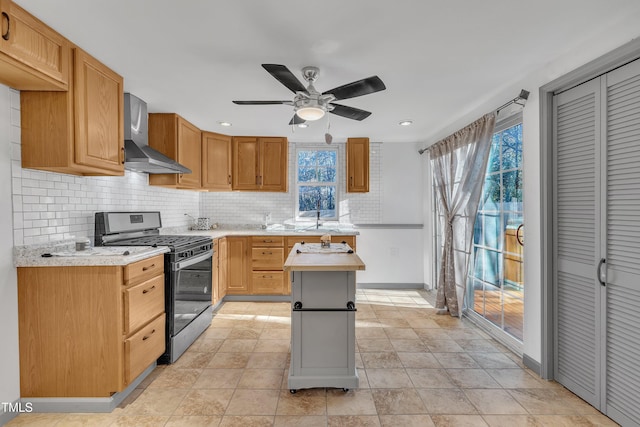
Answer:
[{"xmin": 6, "ymin": 289, "xmax": 619, "ymax": 427}]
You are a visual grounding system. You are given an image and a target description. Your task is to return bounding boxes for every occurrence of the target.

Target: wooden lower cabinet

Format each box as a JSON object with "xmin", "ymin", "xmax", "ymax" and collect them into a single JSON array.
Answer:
[
  {"xmin": 221, "ymin": 236, "xmax": 250, "ymax": 294},
  {"xmin": 17, "ymin": 255, "xmax": 165, "ymax": 398},
  {"xmin": 251, "ymin": 236, "xmax": 286, "ymax": 294},
  {"xmin": 219, "ymin": 235, "xmax": 357, "ymax": 297}
]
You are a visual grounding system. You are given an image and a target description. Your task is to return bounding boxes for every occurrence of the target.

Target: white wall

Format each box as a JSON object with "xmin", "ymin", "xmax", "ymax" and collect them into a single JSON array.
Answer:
[
  {"xmin": 381, "ymin": 142, "xmax": 423, "ymax": 224},
  {"xmin": 356, "ymin": 142, "xmax": 425, "ymax": 286},
  {"xmin": 0, "ymin": 87, "xmax": 20, "ymax": 418},
  {"xmin": 356, "ymin": 228, "xmax": 425, "ymax": 285},
  {"xmin": 421, "ymin": 19, "xmax": 640, "ymax": 365}
]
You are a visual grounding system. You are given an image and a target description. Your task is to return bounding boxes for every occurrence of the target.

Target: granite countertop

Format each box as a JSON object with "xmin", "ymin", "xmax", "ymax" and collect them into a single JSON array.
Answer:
[
  {"xmin": 13, "ymin": 225, "xmax": 358, "ymax": 268},
  {"xmin": 168, "ymin": 225, "xmax": 359, "ymax": 239},
  {"xmin": 14, "ymin": 242, "xmax": 169, "ymax": 267}
]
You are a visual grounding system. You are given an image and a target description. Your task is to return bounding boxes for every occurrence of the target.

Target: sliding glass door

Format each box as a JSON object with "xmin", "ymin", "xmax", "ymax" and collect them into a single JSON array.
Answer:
[{"xmin": 466, "ymin": 114, "xmax": 524, "ymax": 342}]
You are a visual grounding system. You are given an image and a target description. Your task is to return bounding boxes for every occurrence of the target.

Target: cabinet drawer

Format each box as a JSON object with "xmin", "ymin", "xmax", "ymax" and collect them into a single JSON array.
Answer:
[
  {"xmin": 252, "ymin": 236, "xmax": 284, "ymax": 247},
  {"xmin": 252, "ymin": 271, "xmax": 286, "ymax": 294},
  {"xmin": 124, "ymin": 313, "xmax": 165, "ymax": 385},
  {"xmin": 124, "ymin": 255, "xmax": 164, "ymax": 286},
  {"xmin": 252, "ymin": 247, "xmax": 284, "ymax": 270},
  {"xmin": 123, "ymin": 275, "xmax": 165, "ymax": 335}
]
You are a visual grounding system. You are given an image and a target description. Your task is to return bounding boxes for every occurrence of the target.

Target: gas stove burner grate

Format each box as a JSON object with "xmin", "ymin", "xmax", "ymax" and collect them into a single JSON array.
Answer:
[{"xmin": 105, "ymin": 235, "xmax": 211, "ymax": 250}]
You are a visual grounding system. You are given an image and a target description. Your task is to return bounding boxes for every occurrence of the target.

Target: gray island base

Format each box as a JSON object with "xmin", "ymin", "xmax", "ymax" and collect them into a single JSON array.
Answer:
[{"xmin": 283, "ymin": 243, "xmax": 365, "ymax": 393}]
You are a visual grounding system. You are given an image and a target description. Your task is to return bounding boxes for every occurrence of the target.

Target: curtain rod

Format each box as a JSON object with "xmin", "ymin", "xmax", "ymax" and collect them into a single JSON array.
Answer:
[
  {"xmin": 418, "ymin": 89, "xmax": 530, "ymax": 155},
  {"xmin": 495, "ymin": 89, "xmax": 530, "ymax": 114}
]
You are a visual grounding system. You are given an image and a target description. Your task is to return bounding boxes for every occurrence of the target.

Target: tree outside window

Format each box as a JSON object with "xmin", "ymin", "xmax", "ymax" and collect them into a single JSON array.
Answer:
[{"xmin": 296, "ymin": 149, "xmax": 338, "ymax": 220}]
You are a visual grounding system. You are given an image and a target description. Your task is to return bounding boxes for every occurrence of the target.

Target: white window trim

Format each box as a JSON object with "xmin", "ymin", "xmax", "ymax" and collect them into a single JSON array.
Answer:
[{"xmin": 295, "ymin": 146, "xmax": 339, "ymax": 222}]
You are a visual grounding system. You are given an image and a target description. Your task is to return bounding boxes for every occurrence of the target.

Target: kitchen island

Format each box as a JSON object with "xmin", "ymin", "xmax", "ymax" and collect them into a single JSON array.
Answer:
[{"xmin": 283, "ymin": 242, "xmax": 365, "ymax": 392}]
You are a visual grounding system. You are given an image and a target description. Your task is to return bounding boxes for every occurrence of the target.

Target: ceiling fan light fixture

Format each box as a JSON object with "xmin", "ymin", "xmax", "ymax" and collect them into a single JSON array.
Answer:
[
  {"xmin": 399, "ymin": 120, "xmax": 413, "ymax": 126},
  {"xmin": 296, "ymin": 106, "xmax": 325, "ymax": 121}
]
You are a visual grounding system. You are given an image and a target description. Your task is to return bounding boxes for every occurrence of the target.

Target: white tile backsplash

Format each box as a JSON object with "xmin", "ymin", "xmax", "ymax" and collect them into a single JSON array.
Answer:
[{"xmin": 9, "ymin": 89, "xmax": 383, "ymax": 246}]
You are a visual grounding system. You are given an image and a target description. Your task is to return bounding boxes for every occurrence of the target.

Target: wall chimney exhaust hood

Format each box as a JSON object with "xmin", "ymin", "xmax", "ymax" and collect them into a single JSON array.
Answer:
[{"xmin": 123, "ymin": 93, "xmax": 191, "ymax": 174}]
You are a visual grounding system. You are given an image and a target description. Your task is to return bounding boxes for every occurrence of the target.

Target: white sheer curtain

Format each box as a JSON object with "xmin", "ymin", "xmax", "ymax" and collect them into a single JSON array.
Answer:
[{"xmin": 429, "ymin": 113, "xmax": 496, "ymax": 317}]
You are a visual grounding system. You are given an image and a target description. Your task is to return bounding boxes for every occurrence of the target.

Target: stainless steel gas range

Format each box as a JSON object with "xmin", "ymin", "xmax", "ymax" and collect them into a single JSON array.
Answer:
[{"xmin": 95, "ymin": 211, "xmax": 213, "ymax": 364}]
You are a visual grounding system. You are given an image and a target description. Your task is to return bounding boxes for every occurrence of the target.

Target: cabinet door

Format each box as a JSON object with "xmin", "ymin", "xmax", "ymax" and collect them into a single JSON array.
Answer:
[
  {"xmin": 0, "ymin": 0, "xmax": 69, "ymax": 90},
  {"xmin": 225, "ymin": 237, "xmax": 250, "ymax": 294},
  {"xmin": 218, "ymin": 238, "xmax": 228, "ymax": 300},
  {"xmin": 177, "ymin": 116, "xmax": 202, "ymax": 188},
  {"xmin": 260, "ymin": 137, "xmax": 288, "ymax": 191},
  {"xmin": 212, "ymin": 239, "xmax": 219, "ymax": 304},
  {"xmin": 347, "ymin": 137, "xmax": 369, "ymax": 192},
  {"xmin": 202, "ymin": 131, "xmax": 232, "ymax": 191},
  {"xmin": 233, "ymin": 137, "xmax": 259, "ymax": 190},
  {"xmin": 73, "ymin": 48, "xmax": 124, "ymax": 174}
]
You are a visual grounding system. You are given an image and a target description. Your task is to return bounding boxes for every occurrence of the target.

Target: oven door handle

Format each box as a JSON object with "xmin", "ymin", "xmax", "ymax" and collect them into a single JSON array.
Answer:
[{"xmin": 172, "ymin": 250, "xmax": 213, "ymax": 271}]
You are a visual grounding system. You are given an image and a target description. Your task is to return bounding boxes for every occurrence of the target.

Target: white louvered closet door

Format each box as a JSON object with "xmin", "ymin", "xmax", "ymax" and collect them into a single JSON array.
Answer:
[
  {"xmin": 553, "ymin": 77, "xmax": 603, "ymax": 409},
  {"xmin": 603, "ymin": 59, "xmax": 640, "ymax": 426},
  {"xmin": 553, "ymin": 58, "xmax": 640, "ymax": 427}
]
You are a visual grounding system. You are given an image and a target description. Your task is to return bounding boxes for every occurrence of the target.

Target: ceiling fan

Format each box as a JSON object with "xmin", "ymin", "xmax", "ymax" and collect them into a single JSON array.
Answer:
[{"xmin": 233, "ymin": 64, "xmax": 386, "ymax": 125}]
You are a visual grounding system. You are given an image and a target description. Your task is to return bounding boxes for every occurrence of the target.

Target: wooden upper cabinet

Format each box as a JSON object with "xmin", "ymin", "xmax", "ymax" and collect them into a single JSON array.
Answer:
[
  {"xmin": 232, "ymin": 136, "xmax": 260, "ymax": 190},
  {"xmin": 261, "ymin": 137, "xmax": 288, "ymax": 191},
  {"xmin": 148, "ymin": 113, "xmax": 202, "ymax": 189},
  {"xmin": 73, "ymin": 48, "xmax": 125, "ymax": 173},
  {"xmin": 0, "ymin": 0, "xmax": 69, "ymax": 90},
  {"xmin": 202, "ymin": 131, "xmax": 232, "ymax": 191},
  {"xmin": 347, "ymin": 137, "xmax": 369, "ymax": 193},
  {"xmin": 232, "ymin": 136, "xmax": 287, "ymax": 191},
  {"xmin": 20, "ymin": 46, "xmax": 124, "ymax": 176}
]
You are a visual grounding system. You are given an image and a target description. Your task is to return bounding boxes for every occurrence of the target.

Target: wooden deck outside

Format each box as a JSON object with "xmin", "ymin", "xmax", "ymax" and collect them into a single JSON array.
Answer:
[{"xmin": 473, "ymin": 289, "xmax": 523, "ymax": 341}]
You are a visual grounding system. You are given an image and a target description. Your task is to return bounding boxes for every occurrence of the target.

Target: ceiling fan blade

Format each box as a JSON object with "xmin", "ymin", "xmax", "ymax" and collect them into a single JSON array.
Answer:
[
  {"xmin": 329, "ymin": 104, "xmax": 372, "ymax": 121},
  {"xmin": 289, "ymin": 114, "xmax": 306, "ymax": 125},
  {"xmin": 323, "ymin": 76, "xmax": 386, "ymax": 100},
  {"xmin": 262, "ymin": 64, "xmax": 307, "ymax": 93},
  {"xmin": 232, "ymin": 100, "xmax": 290, "ymax": 105}
]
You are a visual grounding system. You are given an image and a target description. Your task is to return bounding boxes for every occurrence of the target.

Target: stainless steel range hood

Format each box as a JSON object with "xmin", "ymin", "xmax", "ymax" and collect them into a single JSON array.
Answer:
[{"xmin": 124, "ymin": 93, "xmax": 192, "ymax": 174}]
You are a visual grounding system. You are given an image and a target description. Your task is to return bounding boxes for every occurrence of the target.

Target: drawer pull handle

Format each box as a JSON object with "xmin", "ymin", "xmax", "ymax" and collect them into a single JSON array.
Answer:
[
  {"xmin": 263, "ymin": 239, "xmax": 273, "ymax": 243},
  {"xmin": 262, "ymin": 251, "xmax": 273, "ymax": 255},
  {"xmin": 142, "ymin": 329, "xmax": 156, "ymax": 341},
  {"xmin": 142, "ymin": 263, "xmax": 156, "ymax": 271},
  {"xmin": 262, "ymin": 275, "xmax": 272, "ymax": 279},
  {"xmin": 142, "ymin": 285, "xmax": 156, "ymax": 294},
  {"xmin": 2, "ymin": 12, "xmax": 10, "ymax": 41}
]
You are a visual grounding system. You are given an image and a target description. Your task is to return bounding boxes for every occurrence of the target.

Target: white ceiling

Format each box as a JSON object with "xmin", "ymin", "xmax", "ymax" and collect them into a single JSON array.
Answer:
[{"xmin": 15, "ymin": 0, "xmax": 640, "ymax": 144}]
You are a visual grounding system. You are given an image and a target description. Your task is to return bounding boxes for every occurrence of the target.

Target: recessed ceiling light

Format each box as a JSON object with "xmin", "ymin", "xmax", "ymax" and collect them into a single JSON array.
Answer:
[
  {"xmin": 399, "ymin": 120, "xmax": 413, "ymax": 126},
  {"xmin": 297, "ymin": 123, "xmax": 308, "ymax": 128},
  {"xmin": 218, "ymin": 121, "xmax": 232, "ymax": 127}
]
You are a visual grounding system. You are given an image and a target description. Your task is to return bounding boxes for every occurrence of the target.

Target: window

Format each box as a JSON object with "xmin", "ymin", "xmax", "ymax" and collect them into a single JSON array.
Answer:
[
  {"xmin": 466, "ymin": 113, "xmax": 524, "ymax": 342},
  {"xmin": 296, "ymin": 149, "xmax": 338, "ymax": 221}
]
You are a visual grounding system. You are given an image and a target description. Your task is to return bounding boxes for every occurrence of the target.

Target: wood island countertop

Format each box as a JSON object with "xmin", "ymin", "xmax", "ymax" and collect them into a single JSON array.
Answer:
[{"xmin": 283, "ymin": 243, "xmax": 365, "ymax": 271}]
